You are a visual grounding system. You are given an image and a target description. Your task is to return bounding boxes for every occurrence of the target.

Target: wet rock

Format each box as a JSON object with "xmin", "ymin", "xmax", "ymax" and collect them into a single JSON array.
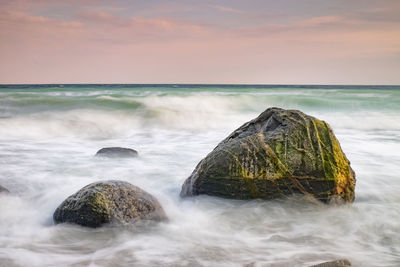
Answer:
[
  {"xmin": 53, "ymin": 180, "xmax": 167, "ymax": 227},
  {"xmin": 181, "ymin": 107, "xmax": 355, "ymax": 203},
  {"xmin": 0, "ymin": 185, "xmax": 9, "ymax": 194},
  {"xmin": 95, "ymin": 147, "xmax": 138, "ymax": 158},
  {"xmin": 309, "ymin": 259, "xmax": 351, "ymax": 267}
]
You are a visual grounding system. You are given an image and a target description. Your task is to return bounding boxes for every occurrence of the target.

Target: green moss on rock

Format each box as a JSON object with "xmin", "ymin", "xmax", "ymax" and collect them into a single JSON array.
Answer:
[
  {"xmin": 180, "ymin": 107, "xmax": 356, "ymax": 203},
  {"xmin": 53, "ymin": 180, "xmax": 167, "ymax": 227}
]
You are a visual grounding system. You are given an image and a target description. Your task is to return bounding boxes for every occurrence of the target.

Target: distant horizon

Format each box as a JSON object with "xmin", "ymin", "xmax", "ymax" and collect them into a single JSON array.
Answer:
[{"xmin": 0, "ymin": 83, "xmax": 399, "ymax": 87}]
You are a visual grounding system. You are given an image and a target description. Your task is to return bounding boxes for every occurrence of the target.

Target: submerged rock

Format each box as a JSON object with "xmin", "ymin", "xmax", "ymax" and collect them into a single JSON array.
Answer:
[
  {"xmin": 53, "ymin": 180, "xmax": 167, "ymax": 227},
  {"xmin": 181, "ymin": 107, "xmax": 355, "ymax": 203},
  {"xmin": 95, "ymin": 147, "xmax": 138, "ymax": 158},
  {"xmin": 309, "ymin": 259, "xmax": 351, "ymax": 267},
  {"xmin": 0, "ymin": 185, "xmax": 9, "ymax": 194}
]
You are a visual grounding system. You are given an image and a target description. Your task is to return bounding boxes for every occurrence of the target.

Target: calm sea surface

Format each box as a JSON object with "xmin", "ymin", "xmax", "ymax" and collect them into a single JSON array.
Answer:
[{"xmin": 0, "ymin": 84, "xmax": 399, "ymax": 266}]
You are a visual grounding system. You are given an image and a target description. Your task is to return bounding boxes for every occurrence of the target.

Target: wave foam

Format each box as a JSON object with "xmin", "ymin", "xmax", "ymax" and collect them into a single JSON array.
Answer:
[{"xmin": 0, "ymin": 93, "xmax": 399, "ymax": 140}]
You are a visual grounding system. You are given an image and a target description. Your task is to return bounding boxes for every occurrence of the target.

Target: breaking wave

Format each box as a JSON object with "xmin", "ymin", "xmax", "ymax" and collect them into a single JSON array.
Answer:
[{"xmin": 0, "ymin": 87, "xmax": 399, "ymax": 139}]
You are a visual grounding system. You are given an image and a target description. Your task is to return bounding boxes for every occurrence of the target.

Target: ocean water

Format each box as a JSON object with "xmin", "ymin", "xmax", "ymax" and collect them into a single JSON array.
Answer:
[{"xmin": 0, "ymin": 84, "xmax": 399, "ymax": 267}]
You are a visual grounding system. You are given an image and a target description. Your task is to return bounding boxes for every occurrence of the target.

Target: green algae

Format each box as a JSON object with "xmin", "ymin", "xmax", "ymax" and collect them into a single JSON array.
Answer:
[
  {"xmin": 181, "ymin": 107, "xmax": 356, "ymax": 203},
  {"xmin": 54, "ymin": 180, "xmax": 168, "ymax": 227}
]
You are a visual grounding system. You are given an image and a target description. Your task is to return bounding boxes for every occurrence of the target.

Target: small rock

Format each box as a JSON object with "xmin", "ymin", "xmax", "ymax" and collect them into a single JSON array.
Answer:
[
  {"xmin": 0, "ymin": 185, "xmax": 9, "ymax": 194},
  {"xmin": 53, "ymin": 180, "xmax": 167, "ymax": 227},
  {"xmin": 309, "ymin": 259, "xmax": 351, "ymax": 267},
  {"xmin": 95, "ymin": 147, "xmax": 138, "ymax": 158}
]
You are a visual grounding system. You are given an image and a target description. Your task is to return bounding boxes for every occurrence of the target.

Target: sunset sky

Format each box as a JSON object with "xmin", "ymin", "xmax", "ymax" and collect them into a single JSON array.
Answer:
[{"xmin": 0, "ymin": 0, "xmax": 399, "ymax": 84}]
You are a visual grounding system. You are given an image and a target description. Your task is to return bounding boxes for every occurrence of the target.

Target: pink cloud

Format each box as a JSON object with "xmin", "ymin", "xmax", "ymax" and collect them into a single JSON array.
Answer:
[
  {"xmin": 75, "ymin": 11, "xmax": 213, "ymax": 42},
  {"xmin": 0, "ymin": 11, "xmax": 84, "ymax": 41},
  {"xmin": 0, "ymin": 2, "xmax": 400, "ymax": 84},
  {"xmin": 298, "ymin": 16, "xmax": 345, "ymax": 27},
  {"xmin": 211, "ymin": 5, "xmax": 243, "ymax": 14}
]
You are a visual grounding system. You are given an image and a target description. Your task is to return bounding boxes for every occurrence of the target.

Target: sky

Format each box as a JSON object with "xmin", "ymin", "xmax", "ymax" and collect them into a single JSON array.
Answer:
[{"xmin": 0, "ymin": 0, "xmax": 399, "ymax": 84}]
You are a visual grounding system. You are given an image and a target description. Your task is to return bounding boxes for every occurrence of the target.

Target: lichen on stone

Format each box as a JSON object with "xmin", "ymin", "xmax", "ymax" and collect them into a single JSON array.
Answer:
[{"xmin": 180, "ymin": 107, "xmax": 356, "ymax": 203}]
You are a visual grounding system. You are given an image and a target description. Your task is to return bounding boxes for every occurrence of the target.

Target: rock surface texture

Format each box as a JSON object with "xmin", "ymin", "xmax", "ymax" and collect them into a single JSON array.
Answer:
[
  {"xmin": 95, "ymin": 147, "xmax": 138, "ymax": 158},
  {"xmin": 0, "ymin": 185, "xmax": 9, "ymax": 194},
  {"xmin": 181, "ymin": 107, "xmax": 355, "ymax": 203},
  {"xmin": 309, "ymin": 259, "xmax": 351, "ymax": 267},
  {"xmin": 54, "ymin": 180, "xmax": 167, "ymax": 227}
]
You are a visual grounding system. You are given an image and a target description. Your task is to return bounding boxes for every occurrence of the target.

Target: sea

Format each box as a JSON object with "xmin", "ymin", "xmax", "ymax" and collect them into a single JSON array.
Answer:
[{"xmin": 0, "ymin": 84, "xmax": 399, "ymax": 267}]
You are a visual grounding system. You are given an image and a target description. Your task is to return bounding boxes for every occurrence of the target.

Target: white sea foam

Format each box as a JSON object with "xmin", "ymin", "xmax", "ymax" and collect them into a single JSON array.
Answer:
[
  {"xmin": 0, "ymin": 92, "xmax": 399, "ymax": 140},
  {"xmin": 318, "ymin": 111, "xmax": 400, "ymax": 131},
  {"xmin": 0, "ymin": 87, "xmax": 399, "ymax": 266}
]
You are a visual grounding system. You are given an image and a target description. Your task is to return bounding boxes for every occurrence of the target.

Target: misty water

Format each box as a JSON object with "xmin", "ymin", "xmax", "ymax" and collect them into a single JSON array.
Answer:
[{"xmin": 0, "ymin": 85, "xmax": 399, "ymax": 266}]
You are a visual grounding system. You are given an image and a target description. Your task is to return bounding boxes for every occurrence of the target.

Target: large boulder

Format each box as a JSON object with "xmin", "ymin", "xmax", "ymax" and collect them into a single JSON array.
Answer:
[
  {"xmin": 309, "ymin": 259, "xmax": 351, "ymax": 267},
  {"xmin": 95, "ymin": 147, "xmax": 138, "ymax": 158},
  {"xmin": 0, "ymin": 185, "xmax": 9, "ymax": 194},
  {"xmin": 181, "ymin": 107, "xmax": 355, "ymax": 203},
  {"xmin": 54, "ymin": 180, "xmax": 167, "ymax": 227}
]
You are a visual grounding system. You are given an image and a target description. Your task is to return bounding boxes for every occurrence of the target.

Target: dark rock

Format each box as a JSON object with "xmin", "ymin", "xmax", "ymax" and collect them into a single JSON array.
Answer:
[
  {"xmin": 180, "ymin": 107, "xmax": 355, "ymax": 203},
  {"xmin": 0, "ymin": 185, "xmax": 9, "ymax": 194},
  {"xmin": 309, "ymin": 259, "xmax": 351, "ymax": 267},
  {"xmin": 53, "ymin": 180, "xmax": 167, "ymax": 227},
  {"xmin": 95, "ymin": 147, "xmax": 138, "ymax": 158}
]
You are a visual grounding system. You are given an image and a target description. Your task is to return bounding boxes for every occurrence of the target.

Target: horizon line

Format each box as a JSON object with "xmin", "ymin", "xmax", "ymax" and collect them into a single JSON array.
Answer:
[{"xmin": 0, "ymin": 83, "xmax": 399, "ymax": 87}]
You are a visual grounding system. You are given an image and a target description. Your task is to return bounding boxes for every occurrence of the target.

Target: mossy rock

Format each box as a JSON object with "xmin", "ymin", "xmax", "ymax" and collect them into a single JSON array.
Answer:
[
  {"xmin": 95, "ymin": 147, "xmax": 138, "ymax": 158},
  {"xmin": 181, "ymin": 107, "xmax": 355, "ymax": 203},
  {"xmin": 54, "ymin": 180, "xmax": 167, "ymax": 227}
]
